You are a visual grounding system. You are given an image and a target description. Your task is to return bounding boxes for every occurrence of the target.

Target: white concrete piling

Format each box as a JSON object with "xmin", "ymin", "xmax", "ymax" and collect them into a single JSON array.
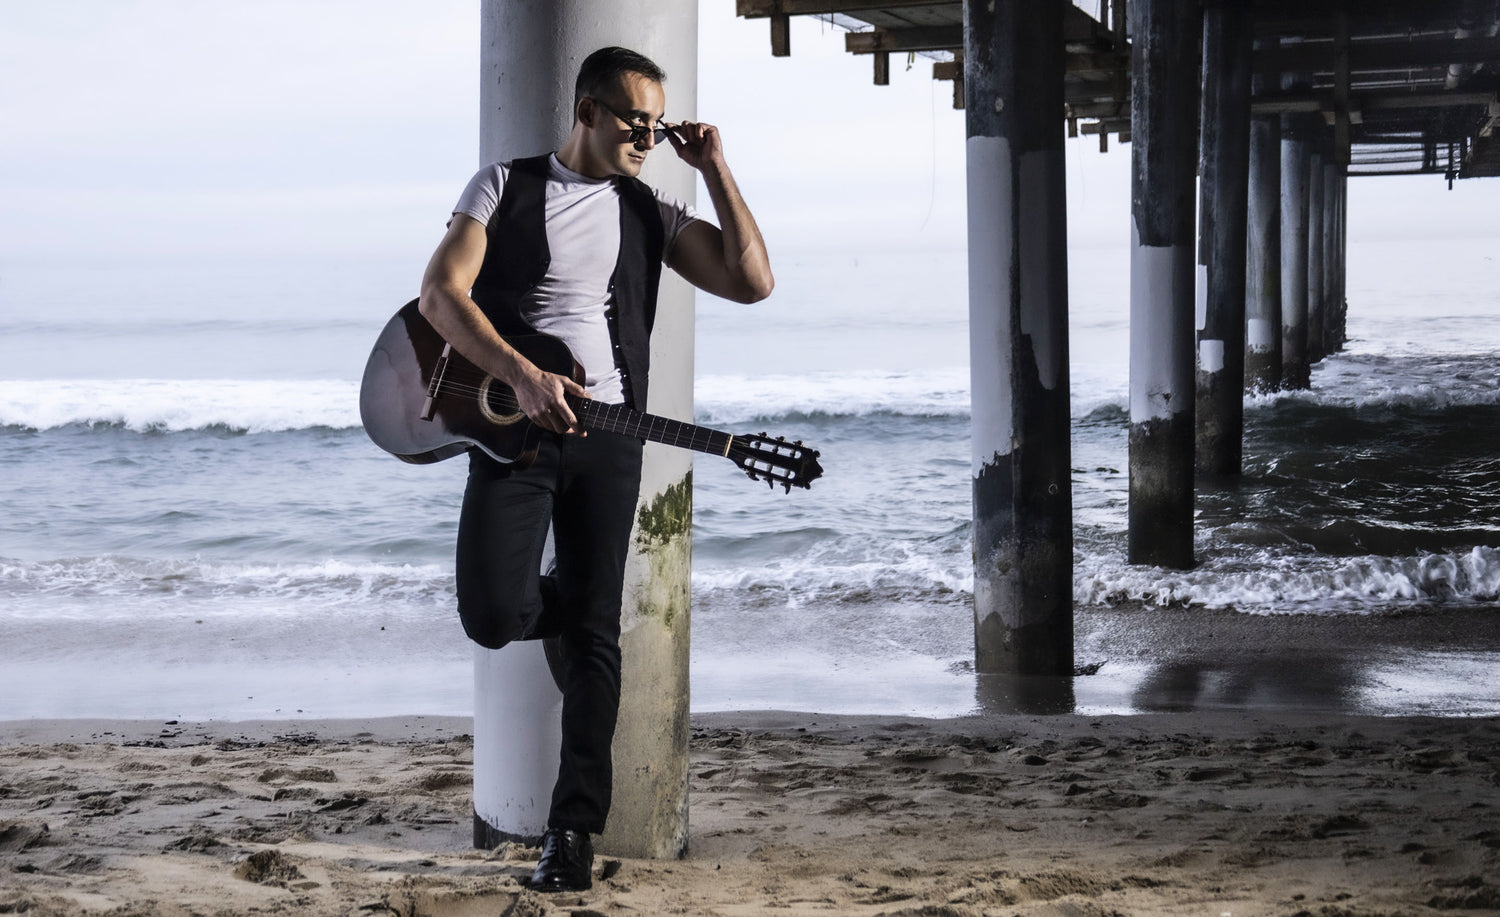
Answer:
[
  {"xmin": 964, "ymin": 0, "xmax": 1074, "ymax": 674},
  {"xmin": 1128, "ymin": 0, "xmax": 1200, "ymax": 568},
  {"xmin": 472, "ymin": 0, "xmax": 698, "ymax": 859}
]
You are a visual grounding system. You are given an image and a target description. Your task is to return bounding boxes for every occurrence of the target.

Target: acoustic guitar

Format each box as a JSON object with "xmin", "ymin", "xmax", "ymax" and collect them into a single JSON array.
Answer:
[{"xmin": 359, "ymin": 300, "xmax": 823, "ymax": 492}]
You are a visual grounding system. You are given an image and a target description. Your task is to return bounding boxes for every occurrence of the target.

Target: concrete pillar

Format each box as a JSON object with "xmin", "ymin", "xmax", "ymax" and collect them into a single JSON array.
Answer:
[
  {"xmin": 1336, "ymin": 167, "xmax": 1349, "ymax": 348},
  {"xmin": 1323, "ymin": 161, "xmax": 1342, "ymax": 352},
  {"xmin": 1279, "ymin": 119, "xmax": 1311, "ymax": 389},
  {"xmin": 1244, "ymin": 40, "xmax": 1282, "ymax": 394},
  {"xmin": 1194, "ymin": 1, "xmax": 1252, "ymax": 476},
  {"xmin": 964, "ymin": 0, "xmax": 1073, "ymax": 674},
  {"xmin": 1129, "ymin": 0, "xmax": 1200, "ymax": 568},
  {"xmin": 473, "ymin": 0, "xmax": 697, "ymax": 859},
  {"xmin": 1305, "ymin": 148, "xmax": 1326, "ymax": 363}
]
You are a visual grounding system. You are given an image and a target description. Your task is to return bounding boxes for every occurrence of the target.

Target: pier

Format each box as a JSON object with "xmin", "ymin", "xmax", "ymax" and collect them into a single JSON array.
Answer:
[{"xmin": 736, "ymin": 0, "xmax": 1500, "ymax": 672}]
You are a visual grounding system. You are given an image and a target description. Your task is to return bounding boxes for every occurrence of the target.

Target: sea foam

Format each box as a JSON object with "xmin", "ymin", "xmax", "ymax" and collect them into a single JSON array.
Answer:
[
  {"xmin": 0, "ymin": 372, "xmax": 978, "ymax": 433},
  {"xmin": 694, "ymin": 543, "xmax": 1500, "ymax": 614},
  {"xmin": 0, "ymin": 379, "xmax": 362, "ymax": 433},
  {"xmin": 692, "ymin": 369, "xmax": 973, "ymax": 425},
  {"xmin": 0, "ymin": 555, "xmax": 453, "ymax": 615},
  {"xmin": 1077, "ymin": 545, "xmax": 1500, "ymax": 613},
  {"xmin": 5, "ymin": 544, "xmax": 1499, "ymax": 623}
]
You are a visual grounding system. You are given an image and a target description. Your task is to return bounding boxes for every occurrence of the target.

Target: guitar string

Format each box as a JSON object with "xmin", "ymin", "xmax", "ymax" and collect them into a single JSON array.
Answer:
[{"xmin": 423, "ymin": 366, "xmax": 808, "ymax": 479}]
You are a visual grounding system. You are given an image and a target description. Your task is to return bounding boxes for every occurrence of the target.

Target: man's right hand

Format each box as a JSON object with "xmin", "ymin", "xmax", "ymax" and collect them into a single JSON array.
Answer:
[{"xmin": 510, "ymin": 363, "xmax": 589, "ymax": 434}]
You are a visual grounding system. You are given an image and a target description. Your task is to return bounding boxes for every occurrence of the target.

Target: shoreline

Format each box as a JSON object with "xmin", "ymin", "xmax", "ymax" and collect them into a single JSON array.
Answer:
[
  {"xmin": 0, "ymin": 715, "xmax": 475, "ymax": 748},
  {"xmin": 6, "ymin": 599, "xmax": 1500, "ymax": 723},
  {"xmin": 4, "ymin": 710, "xmax": 1499, "ymax": 915},
  {"xmin": 3, "ymin": 705, "xmax": 1499, "ymax": 745}
]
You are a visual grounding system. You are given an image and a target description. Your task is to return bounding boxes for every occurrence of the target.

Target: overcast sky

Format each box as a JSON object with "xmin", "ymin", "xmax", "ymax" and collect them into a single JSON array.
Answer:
[{"xmin": 1, "ymin": 1, "xmax": 1496, "ymax": 267}]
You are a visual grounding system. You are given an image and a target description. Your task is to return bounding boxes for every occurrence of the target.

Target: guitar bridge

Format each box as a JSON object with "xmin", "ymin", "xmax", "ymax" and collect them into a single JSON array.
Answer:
[{"xmin": 420, "ymin": 343, "xmax": 452, "ymax": 421}]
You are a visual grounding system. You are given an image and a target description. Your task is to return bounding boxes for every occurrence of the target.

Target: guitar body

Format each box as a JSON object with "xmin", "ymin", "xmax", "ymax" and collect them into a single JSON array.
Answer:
[{"xmin": 359, "ymin": 299, "xmax": 581, "ymax": 466}]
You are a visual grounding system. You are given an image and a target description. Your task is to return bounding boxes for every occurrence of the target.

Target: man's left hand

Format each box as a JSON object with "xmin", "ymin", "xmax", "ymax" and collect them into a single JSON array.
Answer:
[{"xmin": 664, "ymin": 120, "xmax": 724, "ymax": 172}]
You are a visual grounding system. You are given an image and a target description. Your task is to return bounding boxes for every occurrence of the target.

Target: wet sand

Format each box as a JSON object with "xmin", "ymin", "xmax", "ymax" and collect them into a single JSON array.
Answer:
[{"xmin": 3, "ymin": 711, "xmax": 1498, "ymax": 916}]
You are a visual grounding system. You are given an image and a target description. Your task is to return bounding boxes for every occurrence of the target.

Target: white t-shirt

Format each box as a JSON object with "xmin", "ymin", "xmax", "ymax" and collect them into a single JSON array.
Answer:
[{"xmin": 453, "ymin": 154, "xmax": 702, "ymax": 405}]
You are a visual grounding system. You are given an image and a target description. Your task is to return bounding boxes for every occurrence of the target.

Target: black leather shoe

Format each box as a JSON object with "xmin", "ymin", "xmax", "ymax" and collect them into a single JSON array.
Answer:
[{"xmin": 530, "ymin": 827, "xmax": 593, "ymax": 892}]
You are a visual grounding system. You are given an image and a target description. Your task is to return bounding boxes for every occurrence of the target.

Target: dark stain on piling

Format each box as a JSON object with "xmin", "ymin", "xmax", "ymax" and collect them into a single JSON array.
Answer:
[{"xmin": 637, "ymin": 473, "xmax": 692, "ymax": 547}]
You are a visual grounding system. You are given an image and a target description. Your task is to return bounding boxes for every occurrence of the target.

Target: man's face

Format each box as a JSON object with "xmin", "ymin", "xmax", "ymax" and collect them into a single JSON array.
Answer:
[{"xmin": 586, "ymin": 72, "xmax": 667, "ymax": 178}]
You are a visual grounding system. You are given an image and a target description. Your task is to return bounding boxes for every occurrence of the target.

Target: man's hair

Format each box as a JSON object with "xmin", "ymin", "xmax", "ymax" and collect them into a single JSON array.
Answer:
[{"xmin": 574, "ymin": 46, "xmax": 666, "ymax": 112}]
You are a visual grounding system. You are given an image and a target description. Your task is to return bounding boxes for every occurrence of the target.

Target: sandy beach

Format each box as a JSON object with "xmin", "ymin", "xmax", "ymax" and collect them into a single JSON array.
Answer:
[{"xmin": 2, "ymin": 711, "xmax": 1497, "ymax": 916}]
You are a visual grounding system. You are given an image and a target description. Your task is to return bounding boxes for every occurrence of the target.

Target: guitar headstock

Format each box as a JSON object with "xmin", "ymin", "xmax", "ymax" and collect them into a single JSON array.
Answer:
[{"xmin": 727, "ymin": 433, "xmax": 824, "ymax": 493}]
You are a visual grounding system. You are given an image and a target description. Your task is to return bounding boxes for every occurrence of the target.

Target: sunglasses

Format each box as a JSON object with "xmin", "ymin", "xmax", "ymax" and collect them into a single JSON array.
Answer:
[{"xmin": 593, "ymin": 99, "xmax": 672, "ymax": 145}]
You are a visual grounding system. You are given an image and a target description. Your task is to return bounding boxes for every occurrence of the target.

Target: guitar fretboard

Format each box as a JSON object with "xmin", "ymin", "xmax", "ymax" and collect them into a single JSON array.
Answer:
[{"xmin": 573, "ymin": 398, "xmax": 731, "ymax": 458}]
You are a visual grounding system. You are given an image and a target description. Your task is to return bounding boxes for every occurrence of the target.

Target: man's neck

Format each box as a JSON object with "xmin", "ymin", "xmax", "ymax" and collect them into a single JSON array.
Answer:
[{"xmin": 556, "ymin": 133, "xmax": 613, "ymax": 180}]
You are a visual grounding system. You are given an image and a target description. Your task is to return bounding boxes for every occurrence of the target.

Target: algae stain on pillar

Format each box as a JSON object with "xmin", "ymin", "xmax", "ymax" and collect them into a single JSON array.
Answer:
[
  {"xmin": 601, "ymin": 470, "xmax": 692, "ymax": 859},
  {"xmin": 632, "ymin": 472, "xmax": 693, "ymax": 630}
]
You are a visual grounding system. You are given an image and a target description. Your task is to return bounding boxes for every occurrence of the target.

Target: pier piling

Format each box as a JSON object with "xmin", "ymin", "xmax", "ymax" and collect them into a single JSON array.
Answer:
[
  {"xmin": 1323, "ymin": 160, "xmax": 1342, "ymax": 353},
  {"xmin": 964, "ymin": 0, "xmax": 1073, "ymax": 674},
  {"xmin": 1306, "ymin": 148, "xmax": 1327, "ymax": 363},
  {"xmin": 1280, "ymin": 110, "xmax": 1312, "ymax": 390},
  {"xmin": 1194, "ymin": 1, "xmax": 1252, "ymax": 476},
  {"xmin": 1128, "ymin": 0, "xmax": 1200, "ymax": 568},
  {"xmin": 471, "ymin": 0, "xmax": 698, "ymax": 859},
  {"xmin": 1335, "ymin": 167, "xmax": 1349, "ymax": 349},
  {"xmin": 1245, "ymin": 39, "xmax": 1282, "ymax": 394}
]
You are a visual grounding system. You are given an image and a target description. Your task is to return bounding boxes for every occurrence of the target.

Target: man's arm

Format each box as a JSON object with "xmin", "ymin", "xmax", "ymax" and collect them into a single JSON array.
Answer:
[
  {"xmin": 663, "ymin": 122, "xmax": 774, "ymax": 304},
  {"xmin": 418, "ymin": 214, "xmax": 587, "ymax": 433}
]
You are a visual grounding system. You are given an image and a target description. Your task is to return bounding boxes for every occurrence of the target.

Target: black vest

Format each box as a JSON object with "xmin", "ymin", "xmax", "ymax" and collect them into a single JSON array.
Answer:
[{"xmin": 468, "ymin": 154, "xmax": 665, "ymax": 411}]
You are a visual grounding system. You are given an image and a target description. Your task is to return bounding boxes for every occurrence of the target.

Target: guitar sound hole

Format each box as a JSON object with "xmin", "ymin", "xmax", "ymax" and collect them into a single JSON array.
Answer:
[{"xmin": 478, "ymin": 377, "xmax": 526, "ymax": 427}]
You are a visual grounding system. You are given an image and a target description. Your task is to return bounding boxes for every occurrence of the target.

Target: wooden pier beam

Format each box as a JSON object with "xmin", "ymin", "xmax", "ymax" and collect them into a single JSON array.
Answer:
[
  {"xmin": 1194, "ymin": 0, "xmax": 1252, "ymax": 476},
  {"xmin": 1280, "ymin": 98, "xmax": 1312, "ymax": 390},
  {"xmin": 1128, "ymin": 0, "xmax": 1200, "ymax": 568},
  {"xmin": 1245, "ymin": 37, "xmax": 1283, "ymax": 394},
  {"xmin": 1306, "ymin": 147, "xmax": 1327, "ymax": 363},
  {"xmin": 963, "ymin": 0, "xmax": 1073, "ymax": 674}
]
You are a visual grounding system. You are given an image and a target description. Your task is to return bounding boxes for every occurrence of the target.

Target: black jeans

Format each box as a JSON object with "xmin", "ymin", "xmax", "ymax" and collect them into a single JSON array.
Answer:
[{"xmin": 456, "ymin": 431, "xmax": 644, "ymax": 835}]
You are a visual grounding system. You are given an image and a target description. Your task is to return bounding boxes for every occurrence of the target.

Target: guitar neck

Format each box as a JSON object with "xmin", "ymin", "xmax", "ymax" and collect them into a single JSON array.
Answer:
[{"xmin": 572, "ymin": 398, "xmax": 732, "ymax": 458}]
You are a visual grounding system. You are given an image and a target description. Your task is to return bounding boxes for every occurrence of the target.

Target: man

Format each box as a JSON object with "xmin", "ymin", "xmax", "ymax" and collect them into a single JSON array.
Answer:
[{"xmin": 417, "ymin": 46, "xmax": 773, "ymax": 892}]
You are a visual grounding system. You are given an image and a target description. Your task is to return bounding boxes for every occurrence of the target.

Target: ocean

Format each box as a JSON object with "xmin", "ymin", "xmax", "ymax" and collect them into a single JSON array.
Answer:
[{"xmin": 2, "ymin": 236, "xmax": 1499, "ymax": 721}]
